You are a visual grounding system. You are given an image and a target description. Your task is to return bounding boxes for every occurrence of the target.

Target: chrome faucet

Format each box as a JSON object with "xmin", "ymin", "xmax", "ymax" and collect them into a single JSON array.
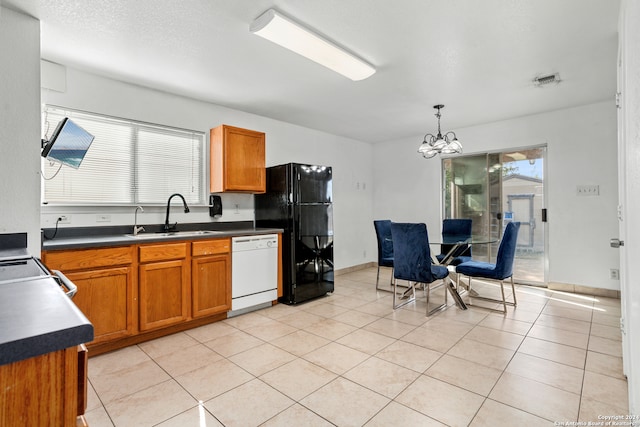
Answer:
[
  {"xmin": 133, "ymin": 206, "xmax": 145, "ymax": 235},
  {"xmin": 164, "ymin": 193, "xmax": 190, "ymax": 232}
]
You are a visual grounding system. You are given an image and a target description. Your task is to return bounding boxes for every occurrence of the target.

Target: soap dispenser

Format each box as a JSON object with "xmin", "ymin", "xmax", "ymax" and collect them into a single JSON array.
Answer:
[{"xmin": 209, "ymin": 195, "xmax": 222, "ymax": 218}]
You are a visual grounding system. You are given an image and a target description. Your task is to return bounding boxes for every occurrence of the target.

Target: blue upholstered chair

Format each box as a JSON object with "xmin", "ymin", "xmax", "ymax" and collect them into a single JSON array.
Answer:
[
  {"xmin": 390, "ymin": 222, "xmax": 450, "ymax": 316},
  {"xmin": 455, "ymin": 222, "xmax": 520, "ymax": 313},
  {"xmin": 436, "ymin": 219, "xmax": 473, "ymax": 266},
  {"xmin": 373, "ymin": 220, "xmax": 394, "ymax": 291}
]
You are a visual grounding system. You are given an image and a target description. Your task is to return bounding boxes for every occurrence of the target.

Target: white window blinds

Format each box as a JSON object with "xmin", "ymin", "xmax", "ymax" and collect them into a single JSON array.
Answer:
[{"xmin": 42, "ymin": 106, "xmax": 205, "ymax": 205}]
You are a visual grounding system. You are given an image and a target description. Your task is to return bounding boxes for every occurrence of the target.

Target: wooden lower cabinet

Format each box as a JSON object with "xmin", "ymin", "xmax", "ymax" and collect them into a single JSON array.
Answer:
[
  {"xmin": 43, "ymin": 246, "xmax": 136, "ymax": 345},
  {"xmin": 192, "ymin": 254, "xmax": 231, "ymax": 317},
  {"xmin": 138, "ymin": 243, "xmax": 190, "ymax": 331},
  {"xmin": 0, "ymin": 346, "xmax": 84, "ymax": 426}
]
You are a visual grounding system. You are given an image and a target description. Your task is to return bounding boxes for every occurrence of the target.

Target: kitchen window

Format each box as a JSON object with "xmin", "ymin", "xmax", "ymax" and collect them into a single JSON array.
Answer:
[{"xmin": 41, "ymin": 105, "xmax": 205, "ymax": 206}]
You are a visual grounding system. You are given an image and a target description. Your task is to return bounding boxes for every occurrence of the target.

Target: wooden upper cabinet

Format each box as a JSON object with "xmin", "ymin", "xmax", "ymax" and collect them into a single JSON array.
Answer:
[{"xmin": 210, "ymin": 124, "xmax": 266, "ymax": 193}]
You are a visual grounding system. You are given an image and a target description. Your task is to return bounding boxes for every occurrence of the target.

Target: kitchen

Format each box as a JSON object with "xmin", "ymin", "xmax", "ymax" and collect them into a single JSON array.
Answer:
[{"xmin": 1, "ymin": 1, "xmax": 639, "ymax": 425}]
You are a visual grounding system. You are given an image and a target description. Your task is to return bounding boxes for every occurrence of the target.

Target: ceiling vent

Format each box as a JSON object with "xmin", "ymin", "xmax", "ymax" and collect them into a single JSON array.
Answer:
[{"xmin": 533, "ymin": 73, "xmax": 561, "ymax": 87}]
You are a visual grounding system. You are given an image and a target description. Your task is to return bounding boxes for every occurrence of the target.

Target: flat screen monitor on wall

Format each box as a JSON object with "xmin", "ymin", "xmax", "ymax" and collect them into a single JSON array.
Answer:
[{"xmin": 41, "ymin": 117, "xmax": 95, "ymax": 169}]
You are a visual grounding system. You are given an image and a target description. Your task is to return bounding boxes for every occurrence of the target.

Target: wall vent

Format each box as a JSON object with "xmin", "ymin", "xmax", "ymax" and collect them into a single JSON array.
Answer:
[{"xmin": 533, "ymin": 73, "xmax": 561, "ymax": 87}]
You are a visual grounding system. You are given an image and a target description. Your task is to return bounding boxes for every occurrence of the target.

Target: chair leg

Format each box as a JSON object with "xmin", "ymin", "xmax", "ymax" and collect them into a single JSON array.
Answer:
[
  {"xmin": 510, "ymin": 276, "xmax": 517, "ymax": 306},
  {"xmin": 393, "ymin": 278, "xmax": 416, "ymax": 309},
  {"xmin": 499, "ymin": 280, "xmax": 507, "ymax": 313},
  {"xmin": 425, "ymin": 279, "xmax": 449, "ymax": 316}
]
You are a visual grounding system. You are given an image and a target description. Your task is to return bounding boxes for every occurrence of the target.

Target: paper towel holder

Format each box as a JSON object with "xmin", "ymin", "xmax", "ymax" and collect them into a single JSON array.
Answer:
[{"xmin": 209, "ymin": 195, "xmax": 222, "ymax": 217}]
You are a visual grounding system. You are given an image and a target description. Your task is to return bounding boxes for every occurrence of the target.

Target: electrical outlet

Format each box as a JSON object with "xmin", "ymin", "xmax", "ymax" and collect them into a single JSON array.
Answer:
[
  {"xmin": 234, "ymin": 204, "xmax": 240, "ymax": 214},
  {"xmin": 96, "ymin": 214, "xmax": 111, "ymax": 223},
  {"xmin": 610, "ymin": 268, "xmax": 620, "ymax": 280},
  {"xmin": 58, "ymin": 215, "xmax": 71, "ymax": 224},
  {"xmin": 576, "ymin": 184, "xmax": 600, "ymax": 196}
]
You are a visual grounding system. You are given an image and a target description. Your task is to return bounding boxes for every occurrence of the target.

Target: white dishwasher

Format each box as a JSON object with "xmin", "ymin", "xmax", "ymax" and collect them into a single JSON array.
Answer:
[{"xmin": 231, "ymin": 234, "xmax": 278, "ymax": 313}]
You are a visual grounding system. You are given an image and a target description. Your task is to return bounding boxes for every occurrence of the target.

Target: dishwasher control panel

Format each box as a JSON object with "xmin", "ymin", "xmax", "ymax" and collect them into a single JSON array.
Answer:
[{"xmin": 232, "ymin": 234, "xmax": 278, "ymax": 251}]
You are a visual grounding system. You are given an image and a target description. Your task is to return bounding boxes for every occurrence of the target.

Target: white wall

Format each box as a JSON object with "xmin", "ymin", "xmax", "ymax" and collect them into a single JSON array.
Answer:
[
  {"xmin": 0, "ymin": 7, "xmax": 41, "ymax": 253},
  {"xmin": 41, "ymin": 67, "xmax": 374, "ymax": 270},
  {"xmin": 373, "ymin": 101, "xmax": 620, "ymax": 291}
]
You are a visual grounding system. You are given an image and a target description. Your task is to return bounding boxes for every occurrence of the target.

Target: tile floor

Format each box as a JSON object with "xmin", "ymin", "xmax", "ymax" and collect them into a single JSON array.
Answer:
[{"xmin": 84, "ymin": 267, "xmax": 628, "ymax": 426}]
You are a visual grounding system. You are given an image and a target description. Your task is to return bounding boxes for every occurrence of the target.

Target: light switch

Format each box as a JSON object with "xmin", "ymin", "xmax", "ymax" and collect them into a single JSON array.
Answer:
[{"xmin": 576, "ymin": 185, "xmax": 599, "ymax": 196}]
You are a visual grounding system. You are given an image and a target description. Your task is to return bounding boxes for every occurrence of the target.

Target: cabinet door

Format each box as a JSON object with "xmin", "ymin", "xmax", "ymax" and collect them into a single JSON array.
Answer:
[
  {"xmin": 192, "ymin": 254, "xmax": 231, "ymax": 318},
  {"xmin": 139, "ymin": 259, "xmax": 189, "ymax": 331},
  {"xmin": 63, "ymin": 267, "xmax": 135, "ymax": 344},
  {"xmin": 210, "ymin": 125, "xmax": 265, "ymax": 193}
]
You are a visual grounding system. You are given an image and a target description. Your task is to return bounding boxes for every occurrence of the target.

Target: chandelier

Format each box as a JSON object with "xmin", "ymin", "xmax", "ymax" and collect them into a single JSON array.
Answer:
[{"xmin": 418, "ymin": 104, "xmax": 462, "ymax": 158}]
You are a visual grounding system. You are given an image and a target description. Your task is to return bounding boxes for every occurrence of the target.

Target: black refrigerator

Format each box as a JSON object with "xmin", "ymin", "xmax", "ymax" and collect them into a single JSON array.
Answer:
[{"xmin": 255, "ymin": 163, "xmax": 334, "ymax": 304}]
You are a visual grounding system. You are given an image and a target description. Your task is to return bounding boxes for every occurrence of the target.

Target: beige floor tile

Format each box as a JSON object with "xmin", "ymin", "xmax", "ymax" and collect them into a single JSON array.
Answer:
[
  {"xmin": 184, "ymin": 320, "xmax": 238, "ymax": 342},
  {"xmin": 85, "ymin": 380, "xmax": 101, "ymax": 412},
  {"xmin": 354, "ymin": 300, "xmax": 396, "ymax": 317},
  {"xmin": 425, "ymin": 354, "xmax": 502, "ymax": 396},
  {"xmin": 243, "ymin": 319, "xmax": 298, "ymax": 341},
  {"xmin": 592, "ymin": 311, "xmax": 621, "ymax": 327},
  {"xmin": 260, "ymin": 358, "xmax": 337, "ymax": 401},
  {"xmin": 489, "ymin": 372, "xmax": 580, "ymax": 421},
  {"xmin": 423, "ymin": 316, "xmax": 475, "ymax": 335},
  {"xmin": 502, "ymin": 305, "xmax": 544, "ymax": 322},
  {"xmin": 174, "ymin": 358, "xmax": 253, "ymax": 401},
  {"xmin": 585, "ymin": 351, "xmax": 625, "ymax": 380},
  {"xmin": 204, "ymin": 379, "xmax": 294, "ymax": 427},
  {"xmin": 105, "ymin": 379, "xmax": 197, "ymax": 427},
  {"xmin": 153, "ymin": 343, "xmax": 224, "ymax": 377},
  {"xmin": 581, "ymin": 371, "xmax": 629, "ymax": 411},
  {"xmin": 137, "ymin": 331, "xmax": 199, "ymax": 358},
  {"xmin": 590, "ymin": 322, "xmax": 622, "ymax": 341},
  {"xmin": 203, "ymin": 329, "xmax": 263, "ymax": 357},
  {"xmin": 384, "ymin": 307, "xmax": 431, "ymax": 326},
  {"xmin": 229, "ymin": 342, "xmax": 296, "ymax": 376},
  {"xmin": 396, "ymin": 375, "xmax": 484, "ymax": 427},
  {"xmin": 400, "ymin": 325, "xmax": 463, "ymax": 353},
  {"xmin": 88, "ymin": 345, "xmax": 151, "ymax": 377},
  {"xmin": 375, "ymin": 340, "xmax": 443, "ymax": 373},
  {"xmin": 478, "ymin": 314, "xmax": 533, "ymax": 335},
  {"xmin": 535, "ymin": 313, "xmax": 591, "ymax": 334},
  {"xmin": 303, "ymin": 342, "xmax": 370, "ymax": 375},
  {"xmin": 334, "ymin": 309, "xmax": 381, "ymax": 327},
  {"xmin": 336, "ymin": 328, "xmax": 396, "ymax": 354},
  {"xmin": 276, "ymin": 310, "xmax": 326, "ymax": 329},
  {"xmin": 517, "ymin": 336, "xmax": 586, "ymax": 369},
  {"xmin": 447, "ymin": 338, "xmax": 515, "ymax": 370},
  {"xmin": 344, "ymin": 356, "xmax": 420, "ymax": 398},
  {"xmin": 434, "ymin": 306, "xmax": 490, "ymax": 324},
  {"xmin": 578, "ymin": 397, "xmax": 630, "ymax": 424},
  {"xmin": 303, "ymin": 317, "xmax": 358, "ymax": 340},
  {"xmin": 542, "ymin": 304, "xmax": 593, "ymax": 322},
  {"xmin": 505, "ymin": 352, "xmax": 584, "ymax": 394},
  {"xmin": 528, "ymin": 324, "xmax": 589, "ymax": 349},
  {"xmin": 364, "ymin": 401, "xmax": 447, "ymax": 426},
  {"xmin": 270, "ymin": 329, "xmax": 331, "ymax": 356},
  {"xmin": 302, "ymin": 302, "xmax": 350, "ymax": 318},
  {"xmin": 261, "ymin": 403, "xmax": 334, "ymax": 426},
  {"xmin": 83, "ymin": 405, "xmax": 114, "ymax": 427},
  {"xmin": 90, "ymin": 359, "xmax": 171, "ymax": 404},
  {"xmin": 328, "ymin": 294, "xmax": 370, "ymax": 309},
  {"xmin": 465, "ymin": 325, "xmax": 525, "ymax": 350},
  {"xmin": 223, "ymin": 311, "xmax": 271, "ymax": 329},
  {"xmin": 588, "ymin": 335, "xmax": 623, "ymax": 357},
  {"xmin": 155, "ymin": 404, "xmax": 223, "ymax": 427},
  {"xmin": 300, "ymin": 377, "xmax": 390, "ymax": 426},
  {"xmin": 363, "ymin": 317, "xmax": 418, "ymax": 339},
  {"xmin": 256, "ymin": 302, "xmax": 299, "ymax": 319},
  {"xmin": 469, "ymin": 398, "xmax": 550, "ymax": 426}
]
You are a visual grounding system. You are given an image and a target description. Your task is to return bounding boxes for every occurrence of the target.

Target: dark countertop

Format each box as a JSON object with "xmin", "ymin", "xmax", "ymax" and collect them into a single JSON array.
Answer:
[
  {"xmin": 0, "ymin": 276, "xmax": 93, "ymax": 366},
  {"xmin": 42, "ymin": 223, "xmax": 283, "ymax": 251}
]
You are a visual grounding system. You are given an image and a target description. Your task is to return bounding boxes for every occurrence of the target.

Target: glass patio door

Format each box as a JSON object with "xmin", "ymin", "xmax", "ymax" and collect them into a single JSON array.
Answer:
[{"xmin": 443, "ymin": 146, "xmax": 546, "ymax": 285}]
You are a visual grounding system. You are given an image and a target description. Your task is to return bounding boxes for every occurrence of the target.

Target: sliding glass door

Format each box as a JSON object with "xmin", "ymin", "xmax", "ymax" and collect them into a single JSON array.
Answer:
[{"xmin": 443, "ymin": 146, "xmax": 546, "ymax": 285}]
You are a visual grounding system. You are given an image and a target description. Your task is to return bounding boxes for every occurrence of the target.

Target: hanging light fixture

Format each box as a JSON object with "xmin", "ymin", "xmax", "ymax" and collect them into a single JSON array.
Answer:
[{"xmin": 418, "ymin": 104, "xmax": 462, "ymax": 159}]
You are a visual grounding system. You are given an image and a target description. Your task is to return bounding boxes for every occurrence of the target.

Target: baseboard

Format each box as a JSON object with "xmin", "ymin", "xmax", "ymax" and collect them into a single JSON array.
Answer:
[
  {"xmin": 547, "ymin": 282, "xmax": 620, "ymax": 298},
  {"xmin": 335, "ymin": 262, "xmax": 376, "ymax": 276}
]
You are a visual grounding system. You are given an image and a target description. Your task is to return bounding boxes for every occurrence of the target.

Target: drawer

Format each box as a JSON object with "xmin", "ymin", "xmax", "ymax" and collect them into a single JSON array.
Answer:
[
  {"xmin": 43, "ymin": 246, "xmax": 134, "ymax": 271},
  {"xmin": 192, "ymin": 239, "xmax": 230, "ymax": 257},
  {"xmin": 139, "ymin": 242, "xmax": 188, "ymax": 262}
]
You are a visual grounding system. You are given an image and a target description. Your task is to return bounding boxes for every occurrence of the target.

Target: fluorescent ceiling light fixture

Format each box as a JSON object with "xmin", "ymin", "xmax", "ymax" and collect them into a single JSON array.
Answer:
[{"xmin": 250, "ymin": 9, "xmax": 376, "ymax": 81}]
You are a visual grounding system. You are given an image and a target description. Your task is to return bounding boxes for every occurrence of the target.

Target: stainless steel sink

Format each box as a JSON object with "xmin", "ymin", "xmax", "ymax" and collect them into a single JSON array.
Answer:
[{"xmin": 124, "ymin": 230, "xmax": 224, "ymax": 239}]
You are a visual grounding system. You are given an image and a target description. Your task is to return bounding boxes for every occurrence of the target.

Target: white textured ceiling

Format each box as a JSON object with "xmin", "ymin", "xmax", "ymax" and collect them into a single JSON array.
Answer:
[{"xmin": 4, "ymin": 0, "xmax": 620, "ymax": 143}]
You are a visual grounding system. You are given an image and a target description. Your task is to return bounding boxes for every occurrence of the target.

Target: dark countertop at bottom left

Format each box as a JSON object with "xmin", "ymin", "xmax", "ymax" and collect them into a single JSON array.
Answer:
[{"xmin": 0, "ymin": 276, "xmax": 94, "ymax": 366}]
